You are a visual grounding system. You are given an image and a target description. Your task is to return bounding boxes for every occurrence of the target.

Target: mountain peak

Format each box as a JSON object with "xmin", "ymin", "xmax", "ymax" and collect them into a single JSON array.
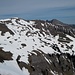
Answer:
[{"xmin": 50, "ymin": 19, "xmax": 67, "ymax": 25}]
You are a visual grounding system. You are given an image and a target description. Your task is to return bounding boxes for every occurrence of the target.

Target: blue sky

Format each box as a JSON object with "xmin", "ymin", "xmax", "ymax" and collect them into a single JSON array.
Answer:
[{"xmin": 0, "ymin": 0, "xmax": 75, "ymax": 24}]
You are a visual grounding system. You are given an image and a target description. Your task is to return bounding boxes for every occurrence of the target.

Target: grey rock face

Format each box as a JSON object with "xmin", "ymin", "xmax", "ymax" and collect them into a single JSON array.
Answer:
[{"xmin": 16, "ymin": 50, "xmax": 75, "ymax": 75}]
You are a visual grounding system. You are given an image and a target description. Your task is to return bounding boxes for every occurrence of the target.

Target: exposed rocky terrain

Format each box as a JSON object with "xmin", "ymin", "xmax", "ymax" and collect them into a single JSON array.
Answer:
[{"xmin": 0, "ymin": 17, "xmax": 75, "ymax": 75}]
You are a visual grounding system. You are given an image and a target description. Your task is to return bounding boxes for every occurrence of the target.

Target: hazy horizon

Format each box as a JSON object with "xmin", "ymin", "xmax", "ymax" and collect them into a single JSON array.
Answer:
[{"xmin": 0, "ymin": 0, "xmax": 75, "ymax": 24}]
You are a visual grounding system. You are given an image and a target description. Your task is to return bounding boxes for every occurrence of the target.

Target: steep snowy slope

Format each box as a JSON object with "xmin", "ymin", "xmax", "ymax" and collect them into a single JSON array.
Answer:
[{"xmin": 0, "ymin": 17, "xmax": 75, "ymax": 75}]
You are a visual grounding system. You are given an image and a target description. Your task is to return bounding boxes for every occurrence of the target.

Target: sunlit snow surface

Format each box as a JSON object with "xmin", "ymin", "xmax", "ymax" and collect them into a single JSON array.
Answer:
[{"xmin": 0, "ymin": 18, "xmax": 75, "ymax": 75}]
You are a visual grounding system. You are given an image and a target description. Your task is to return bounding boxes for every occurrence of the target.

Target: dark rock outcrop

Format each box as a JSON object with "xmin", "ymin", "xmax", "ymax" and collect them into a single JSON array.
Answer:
[
  {"xmin": 0, "ymin": 47, "xmax": 13, "ymax": 63},
  {"xmin": 0, "ymin": 23, "xmax": 14, "ymax": 35}
]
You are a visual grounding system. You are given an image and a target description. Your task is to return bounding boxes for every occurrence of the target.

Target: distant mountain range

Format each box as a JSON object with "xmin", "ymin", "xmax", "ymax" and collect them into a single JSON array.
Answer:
[{"xmin": 0, "ymin": 17, "xmax": 75, "ymax": 75}]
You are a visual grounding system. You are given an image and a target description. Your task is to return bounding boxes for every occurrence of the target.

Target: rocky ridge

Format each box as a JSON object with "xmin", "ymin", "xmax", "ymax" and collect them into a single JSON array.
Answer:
[{"xmin": 0, "ymin": 17, "xmax": 75, "ymax": 75}]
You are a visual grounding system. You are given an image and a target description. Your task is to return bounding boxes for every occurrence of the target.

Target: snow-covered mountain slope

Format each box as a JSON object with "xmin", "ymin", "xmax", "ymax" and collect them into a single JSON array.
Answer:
[{"xmin": 0, "ymin": 17, "xmax": 75, "ymax": 75}]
